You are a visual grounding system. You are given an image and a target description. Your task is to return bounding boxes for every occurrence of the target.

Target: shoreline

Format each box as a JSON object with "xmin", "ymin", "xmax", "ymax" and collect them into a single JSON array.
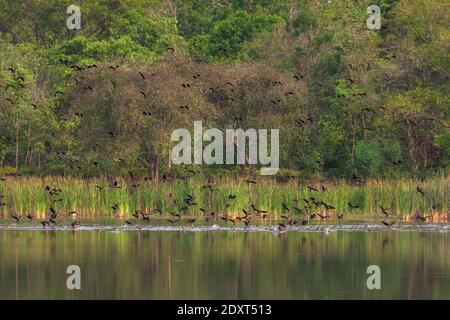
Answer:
[{"xmin": 1, "ymin": 223, "xmax": 449, "ymax": 233}]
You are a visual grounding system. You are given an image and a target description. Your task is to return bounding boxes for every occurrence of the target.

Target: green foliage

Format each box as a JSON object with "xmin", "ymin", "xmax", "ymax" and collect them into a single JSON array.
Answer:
[
  {"xmin": 354, "ymin": 140, "xmax": 382, "ymax": 176},
  {"xmin": 189, "ymin": 10, "xmax": 284, "ymax": 60},
  {"xmin": 0, "ymin": 0, "xmax": 448, "ymax": 180}
]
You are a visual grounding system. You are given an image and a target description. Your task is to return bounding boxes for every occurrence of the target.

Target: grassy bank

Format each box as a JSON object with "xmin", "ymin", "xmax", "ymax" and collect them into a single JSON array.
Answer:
[{"xmin": 0, "ymin": 174, "xmax": 448, "ymax": 221}]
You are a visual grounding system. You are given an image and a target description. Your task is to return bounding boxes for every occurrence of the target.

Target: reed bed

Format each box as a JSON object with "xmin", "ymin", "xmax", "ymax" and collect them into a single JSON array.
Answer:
[{"xmin": 0, "ymin": 175, "xmax": 448, "ymax": 220}]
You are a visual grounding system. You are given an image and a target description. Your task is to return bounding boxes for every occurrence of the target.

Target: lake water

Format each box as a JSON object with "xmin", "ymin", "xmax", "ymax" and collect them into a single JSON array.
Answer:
[{"xmin": 0, "ymin": 228, "xmax": 449, "ymax": 299}]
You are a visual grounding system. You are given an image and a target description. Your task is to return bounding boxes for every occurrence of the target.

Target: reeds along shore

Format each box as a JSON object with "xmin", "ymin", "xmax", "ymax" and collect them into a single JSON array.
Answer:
[{"xmin": 0, "ymin": 175, "xmax": 448, "ymax": 221}]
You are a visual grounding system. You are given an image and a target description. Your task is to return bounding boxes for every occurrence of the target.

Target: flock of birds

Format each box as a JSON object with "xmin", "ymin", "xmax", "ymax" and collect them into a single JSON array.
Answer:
[
  {"xmin": 2, "ymin": 46, "xmax": 386, "ymax": 138},
  {"xmin": 1, "ymin": 176, "xmax": 444, "ymax": 232},
  {"xmin": 1, "ymin": 48, "xmax": 447, "ymax": 232}
]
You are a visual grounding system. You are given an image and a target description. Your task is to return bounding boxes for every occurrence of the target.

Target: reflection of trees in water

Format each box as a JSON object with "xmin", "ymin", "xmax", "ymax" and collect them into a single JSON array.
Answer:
[{"xmin": 0, "ymin": 231, "xmax": 448, "ymax": 299}]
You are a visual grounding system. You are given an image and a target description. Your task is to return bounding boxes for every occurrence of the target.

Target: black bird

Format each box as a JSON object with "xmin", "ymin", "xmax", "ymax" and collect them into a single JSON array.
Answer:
[
  {"xmin": 314, "ymin": 81, "xmax": 324, "ymax": 87},
  {"xmin": 49, "ymin": 207, "xmax": 57, "ymax": 220},
  {"xmin": 416, "ymin": 187, "xmax": 425, "ymax": 196},
  {"xmin": 71, "ymin": 221, "xmax": 80, "ymax": 229},
  {"xmin": 293, "ymin": 207, "xmax": 303, "ymax": 213},
  {"xmin": 415, "ymin": 215, "xmax": 431, "ymax": 222},
  {"xmin": 379, "ymin": 205, "xmax": 390, "ymax": 217},
  {"xmin": 171, "ymin": 212, "xmax": 181, "ymax": 219},
  {"xmin": 40, "ymin": 221, "xmax": 49, "ymax": 227},
  {"xmin": 348, "ymin": 202, "xmax": 361, "ymax": 209},
  {"xmin": 381, "ymin": 220, "xmax": 396, "ymax": 227},
  {"xmin": 125, "ymin": 220, "xmax": 133, "ymax": 226},
  {"xmin": 321, "ymin": 202, "xmax": 335, "ymax": 210},
  {"xmin": 111, "ymin": 181, "xmax": 121, "ymax": 188},
  {"xmin": 67, "ymin": 211, "xmax": 77, "ymax": 217},
  {"xmin": 317, "ymin": 213, "xmax": 330, "ymax": 220},
  {"xmin": 27, "ymin": 213, "xmax": 33, "ymax": 221}
]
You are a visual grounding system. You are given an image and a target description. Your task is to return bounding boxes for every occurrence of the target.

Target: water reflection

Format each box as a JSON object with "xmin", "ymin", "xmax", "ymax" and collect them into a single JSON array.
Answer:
[{"xmin": 0, "ymin": 230, "xmax": 448, "ymax": 299}]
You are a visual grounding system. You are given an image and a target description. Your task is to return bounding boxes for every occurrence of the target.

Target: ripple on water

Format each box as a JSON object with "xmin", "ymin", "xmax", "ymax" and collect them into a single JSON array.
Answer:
[{"xmin": 0, "ymin": 223, "xmax": 448, "ymax": 233}]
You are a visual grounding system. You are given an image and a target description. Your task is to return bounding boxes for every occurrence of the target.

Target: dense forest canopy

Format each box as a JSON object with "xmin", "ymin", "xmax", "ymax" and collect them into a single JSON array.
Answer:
[{"xmin": 0, "ymin": 0, "xmax": 448, "ymax": 180}]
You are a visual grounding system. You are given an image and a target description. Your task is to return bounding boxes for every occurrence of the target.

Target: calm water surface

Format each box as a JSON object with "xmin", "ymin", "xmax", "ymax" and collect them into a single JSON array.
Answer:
[{"xmin": 0, "ymin": 229, "xmax": 449, "ymax": 299}]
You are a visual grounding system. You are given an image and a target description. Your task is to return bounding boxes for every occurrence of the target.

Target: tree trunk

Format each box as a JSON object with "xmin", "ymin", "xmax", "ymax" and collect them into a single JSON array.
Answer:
[
  {"xmin": 24, "ymin": 127, "xmax": 31, "ymax": 166},
  {"xmin": 15, "ymin": 126, "xmax": 19, "ymax": 170},
  {"xmin": 288, "ymin": 0, "xmax": 297, "ymax": 31},
  {"xmin": 423, "ymin": 143, "xmax": 428, "ymax": 170},
  {"xmin": 154, "ymin": 157, "xmax": 159, "ymax": 183},
  {"xmin": 407, "ymin": 123, "xmax": 417, "ymax": 171},
  {"xmin": 361, "ymin": 113, "xmax": 367, "ymax": 143},
  {"xmin": 350, "ymin": 116, "xmax": 355, "ymax": 168}
]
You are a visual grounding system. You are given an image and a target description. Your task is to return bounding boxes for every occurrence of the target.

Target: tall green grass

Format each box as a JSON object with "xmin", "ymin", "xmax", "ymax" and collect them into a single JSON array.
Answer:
[{"xmin": 0, "ymin": 175, "xmax": 448, "ymax": 220}]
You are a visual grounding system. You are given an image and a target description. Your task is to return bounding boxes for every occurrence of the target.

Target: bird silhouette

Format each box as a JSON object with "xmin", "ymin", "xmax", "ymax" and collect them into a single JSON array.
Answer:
[
  {"xmin": 382, "ymin": 220, "xmax": 396, "ymax": 227},
  {"xmin": 416, "ymin": 187, "xmax": 425, "ymax": 196},
  {"xmin": 415, "ymin": 215, "xmax": 431, "ymax": 222},
  {"xmin": 138, "ymin": 71, "xmax": 146, "ymax": 80},
  {"xmin": 71, "ymin": 221, "xmax": 80, "ymax": 229},
  {"xmin": 379, "ymin": 205, "xmax": 390, "ymax": 217},
  {"xmin": 348, "ymin": 202, "xmax": 361, "ymax": 209}
]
